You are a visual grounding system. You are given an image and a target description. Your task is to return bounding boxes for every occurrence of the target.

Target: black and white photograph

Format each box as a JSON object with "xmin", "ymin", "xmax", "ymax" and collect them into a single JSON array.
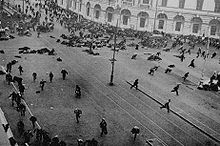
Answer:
[{"xmin": 0, "ymin": 0, "xmax": 220, "ymax": 145}]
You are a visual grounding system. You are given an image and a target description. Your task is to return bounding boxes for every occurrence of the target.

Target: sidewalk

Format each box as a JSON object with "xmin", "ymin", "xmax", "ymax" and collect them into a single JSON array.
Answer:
[{"xmin": 0, "ymin": 108, "xmax": 13, "ymax": 146}]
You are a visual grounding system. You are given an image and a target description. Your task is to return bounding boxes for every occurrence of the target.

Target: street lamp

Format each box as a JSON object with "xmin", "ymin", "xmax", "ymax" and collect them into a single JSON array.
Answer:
[{"xmin": 109, "ymin": 6, "xmax": 120, "ymax": 86}]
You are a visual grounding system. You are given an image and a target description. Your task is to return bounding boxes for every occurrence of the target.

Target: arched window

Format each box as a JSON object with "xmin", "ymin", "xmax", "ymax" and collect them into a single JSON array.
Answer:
[
  {"xmin": 121, "ymin": 9, "xmax": 131, "ymax": 25},
  {"xmin": 157, "ymin": 13, "xmax": 168, "ymax": 29},
  {"xmin": 94, "ymin": 4, "xmax": 101, "ymax": 19},
  {"xmin": 86, "ymin": 2, "xmax": 90, "ymax": 16},
  {"xmin": 209, "ymin": 19, "xmax": 220, "ymax": 36},
  {"xmin": 174, "ymin": 15, "xmax": 185, "ymax": 32},
  {"xmin": 138, "ymin": 12, "xmax": 149, "ymax": 28},
  {"xmin": 106, "ymin": 7, "xmax": 114, "ymax": 22},
  {"xmin": 191, "ymin": 17, "xmax": 202, "ymax": 34}
]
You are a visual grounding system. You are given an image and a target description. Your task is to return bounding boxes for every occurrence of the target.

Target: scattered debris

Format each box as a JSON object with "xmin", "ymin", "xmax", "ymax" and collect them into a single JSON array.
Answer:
[
  {"xmin": 0, "ymin": 50, "xmax": 5, "ymax": 54},
  {"xmin": 14, "ymin": 55, "xmax": 22, "ymax": 58},
  {"xmin": 147, "ymin": 54, "xmax": 162, "ymax": 61},
  {"xmin": 57, "ymin": 57, "xmax": 62, "ymax": 61}
]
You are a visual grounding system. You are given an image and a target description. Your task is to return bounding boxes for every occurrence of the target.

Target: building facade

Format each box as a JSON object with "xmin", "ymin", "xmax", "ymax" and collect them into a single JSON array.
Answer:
[{"xmin": 57, "ymin": 0, "xmax": 220, "ymax": 38}]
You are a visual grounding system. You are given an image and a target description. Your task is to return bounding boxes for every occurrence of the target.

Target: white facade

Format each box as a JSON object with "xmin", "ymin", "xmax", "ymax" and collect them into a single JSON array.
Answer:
[{"xmin": 58, "ymin": 0, "xmax": 220, "ymax": 38}]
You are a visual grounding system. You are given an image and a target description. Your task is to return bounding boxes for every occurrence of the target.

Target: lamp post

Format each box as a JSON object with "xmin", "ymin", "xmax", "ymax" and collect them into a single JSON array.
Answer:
[
  {"xmin": 109, "ymin": 6, "xmax": 120, "ymax": 86},
  {"xmin": 109, "ymin": 19, "xmax": 118, "ymax": 86}
]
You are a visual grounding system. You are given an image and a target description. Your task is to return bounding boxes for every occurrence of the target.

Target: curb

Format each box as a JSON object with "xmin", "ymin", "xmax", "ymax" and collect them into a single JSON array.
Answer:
[{"xmin": 0, "ymin": 108, "xmax": 18, "ymax": 146}]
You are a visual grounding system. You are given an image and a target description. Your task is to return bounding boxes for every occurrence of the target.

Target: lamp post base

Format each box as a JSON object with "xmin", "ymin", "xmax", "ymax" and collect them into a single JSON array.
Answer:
[{"xmin": 109, "ymin": 82, "xmax": 114, "ymax": 86}]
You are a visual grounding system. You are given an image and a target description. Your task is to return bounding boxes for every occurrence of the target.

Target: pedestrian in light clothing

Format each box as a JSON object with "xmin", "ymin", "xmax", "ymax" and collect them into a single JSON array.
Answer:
[{"xmin": 100, "ymin": 118, "xmax": 107, "ymax": 136}]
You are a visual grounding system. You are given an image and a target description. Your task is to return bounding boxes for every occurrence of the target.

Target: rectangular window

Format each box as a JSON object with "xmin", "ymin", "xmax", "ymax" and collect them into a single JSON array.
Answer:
[
  {"xmin": 107, "ymin": 13, "xmax": 113, "ymax": 22},
  {"xmin": 192, "ymin": 24, "xmax": 199, "ymax": 33},
  {"xmin": 95, "ymin": 10, "xmax": 100, "ymax": 19},
  {"xmin": 74, "ymin": 2, "xmax": 77, "ymax": 10},
  {"xmin": 140, "ymin": 18, "xmax": 146, "ymax": 28},
  {"xmin": 179, "ymin": 0, "xmax": 185, "ymax": 8},
  {"xmin": 210, "ymin": 26, "xmax": 217, "ymax": 35},
  {"xmin": 175, "ymin": 22, "xmax": 182, "ymax": 31},
  {"xmin": 196, "ymin": 0, "xmax": 204, "ymax": 10},
  {"xmin": 214, "ymin": 2, "xmax": 220, "ymax": 12},
  {"xmin": 161, "ymin": 0, "xmax": 167, "ymax": 6},
  {"xmin": 143, "ymin": 0, "xmax": 149, "ymax": 4},
  {"xmin": 158, "ymin": 20, "xmax": 164, "ymax": 29},
  {"xmin": 80, "ymin": 3, "xmax": 82, "ymax": 11},
  {"xmin": 123, "ymin": 0, "xmax": 133, "ymax": 6},
  {"xmin": 123, "ymin": 16, "xmax": 129, "ymax": 25}
]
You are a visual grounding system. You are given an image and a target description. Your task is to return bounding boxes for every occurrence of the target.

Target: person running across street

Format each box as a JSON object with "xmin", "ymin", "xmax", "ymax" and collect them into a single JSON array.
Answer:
[
  {"xmin": 130, "ymin": 79, "xmax": 139, "ymax": 90},
  {"xmin": 160, "ymin": 99, "xmax": 171, "ymax": 113}
]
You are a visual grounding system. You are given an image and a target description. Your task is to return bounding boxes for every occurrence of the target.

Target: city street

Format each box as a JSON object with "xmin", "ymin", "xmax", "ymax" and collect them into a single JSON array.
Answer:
[{"xmin": 0, "ymin": 0, "xmax": 220, "ymax": 146}]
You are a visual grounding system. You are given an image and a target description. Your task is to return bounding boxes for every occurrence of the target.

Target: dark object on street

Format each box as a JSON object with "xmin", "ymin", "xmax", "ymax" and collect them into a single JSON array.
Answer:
[
  {"xmin": 147, "ymin": 54, "xmax": 162, "ymax": 61},
  {"xmin": 36, "ymin": 91, "xmax": 40, "ymax": 94},
  {"xmin": 0, "ymin": 50, "xmax": 5, "ymax": 54},
  {"xmin": 9, "ymin": 137, "xmax": 17, "ymax": 146},
  {"xmin": 148, "ymin": 66, "xmax": 159, "ymax": 75},
  {"xmin": 18, "ymin": 47, "xmax": 31, "ymax": 51},
  {"xmin": 50, "ymin": 35, "xmax": 56, "ymax": 38},
  {"xmin": 211, "ymin": 52, "xmax": 217, "ymax": 58},
  {"xmin": 17, "ymin": 120, "xmax": 25, "ymax": 135},
  {"xmin": 59, "ymin": 140, "xmax": 67, "ymax": 146},
  {"xmin": 75, "ymin": 85, "xmax": 81, "ymax": 98},
  {"xmin": 14, "ymin": 55, "xmax": 22, "ymax": 58},
  {"xmin": 84, "ymin": 138, "xmax": 98, "ymax": 146},
  {"xmin": 171, "ymin": 84, "xmax": 181, "ymax": 96},
  {"xmin": 60, "ymin": 34, "xmax": 68, "ymax": 39},
  {"xmin": 100, "ymin": 118, "xmax": 108, "ymax": 136},
  {"xmin": 40, "ymin": 79, "xmax": 46, "ymax": 91},
  {"xmin": 131, "ymin": 126, "xmax": 140, "ymax": 141},
  {"xmin": 57, "ymin": 57, "xmax": 62, "ymax": 62},
  {"xmin": 163, "ymin": 48, "xmax": 171, "ymax": 52},
  {"xmin": 61, "ymin": 69, "xmax": 68, "ymax": 80},
  {"xmin": 182, "ymin": 72, "xmax": 189, "ymax": 81},
  {"xmin": 32, "ymin": 72, "xmax": 37, "ymax": 82},
  {"xmin": 74, "ymin": 108, "xmax": 82, "ymax": 123},
  {"xmin": 0, "ymin": 70, "xmax": 6, "ymax": 75},
  {"xmin": 29, "ymin": 116, "xmax": 37, "ymax": 129},
  {"xmin": 2, "ymin": 123, "xmax": 9, "ymax": 132},
  {"xmin": 131, "ymin": 54, "xmax": 137, "ymax": 59},
  {"xmin": 130, "ymin": 79, "xmax": 139, "ymax": 90},
  {"xmin": 168, "ymin": 64, "xmax": 175, "ymax": 68},
  {"xmin": 56, "ymin": 39, "xmax": 61, "ymax": 42},
  {"xmin": 11, "ymin": 60, "xmax": 18, "ymax": 65},
  {"xmin": 6, "ymin": 73, "xmax": 12, "ymax": 85},
  {"xmin": 188, "ymin": 59, "xmax": 195, "ymax": 68},
  {"xmin": 160, "ymin": 99, "xmax": 171, "ymax": 113},
  {"xmin": 13, "ymin": 76, "xmax": 23, "ymax": 86},
  {"xmin": 49, "ymin": 72, "xmax": 54, "ymax": 82},
  {"xmin": 18, "ymin": 65, "xmax": 24, "ymax": 75}
]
